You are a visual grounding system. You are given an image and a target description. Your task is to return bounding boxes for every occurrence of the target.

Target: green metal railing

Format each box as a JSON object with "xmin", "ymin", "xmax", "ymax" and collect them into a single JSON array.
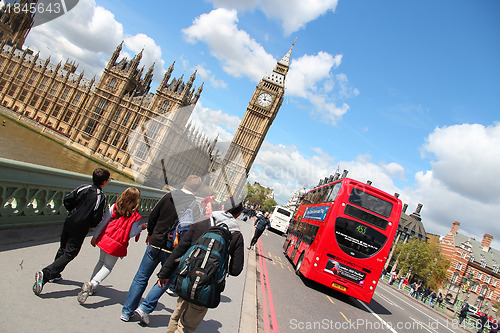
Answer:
[{"xmin": 0, "ymin": 157, "xmax": 165, "ymax": 229}]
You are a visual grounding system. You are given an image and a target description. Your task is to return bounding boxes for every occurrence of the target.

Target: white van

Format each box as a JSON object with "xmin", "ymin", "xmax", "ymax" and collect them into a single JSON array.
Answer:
[{"xmin": 269, "ymin": 206, "xmax": 294, "ymax": 234}]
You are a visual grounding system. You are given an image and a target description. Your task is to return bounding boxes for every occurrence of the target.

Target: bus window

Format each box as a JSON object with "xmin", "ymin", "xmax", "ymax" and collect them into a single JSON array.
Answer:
[
  {"xmin": 344, "ymin": 204, "xmax": 388, "ymax": 230},
  {"xmin": 335, "ymin": 217, "xmax": 388, "ymax": 259},
  {"xmin": 325, "ymin": 183, "xmax": 341, "ymax": 202},
  {"xmin": 276, "ymin": 207, "xmax": 291, "ymax": 217},
  {"xmin": 302, "ymin": 224, "xmax": 320, "ymax": 245},
  {"xmin": 349, "ymin": 188, "xmax": 393, "ymax": 217}
]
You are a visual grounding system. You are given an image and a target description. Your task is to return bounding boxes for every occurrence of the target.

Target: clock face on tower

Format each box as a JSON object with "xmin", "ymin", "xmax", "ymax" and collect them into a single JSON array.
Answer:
[{"xmin": 257, "ymin": 92, "xmax": 273, "ymax": 107}]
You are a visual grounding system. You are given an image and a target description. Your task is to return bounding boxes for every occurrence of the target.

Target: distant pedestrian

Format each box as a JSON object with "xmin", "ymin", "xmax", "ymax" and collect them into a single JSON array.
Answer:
[
  {"xmin": 77, "ymin": 187, "xmax": 146, "ymax": 304},
  {"xmin": 398, "ymin": 276, "xmax": 405, "ymax": 290},
  {"xmin": 32, "ymin": 168, "xmax": 110, "ymax": 295},
  {"xmin": 436, "ymin": 292, "xmax": 443, "ymax": 308},
  {"xmin": 415, "ymin": 283, "xmax": 422, "ymax": 299},
  {"xmin": 389, "ymin": 271, "xmax": 397, "ymax": 285},
  {"xmin": 428, "ymin": 291, "xmax": 437, "ymax": 307},
  {"xmin": 248, "ymin": 212, "xmax": 271, "ymax": 250},
  {"xmin": 202, "ymin": 199, "xmax": 220, "ymax": 218},
  {"xmin": 459, "ymin": 303, "xmax": 469, "ymax": 325},
  {"xmin": 408, "ymin": 282, "xmax": 417, "ymax": 296}
]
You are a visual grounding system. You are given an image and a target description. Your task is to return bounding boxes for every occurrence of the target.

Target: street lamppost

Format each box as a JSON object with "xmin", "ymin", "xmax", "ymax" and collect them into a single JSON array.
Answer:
[{"xmin": 453, "ymin": 270, "xmax": 478, "ymax": 305}]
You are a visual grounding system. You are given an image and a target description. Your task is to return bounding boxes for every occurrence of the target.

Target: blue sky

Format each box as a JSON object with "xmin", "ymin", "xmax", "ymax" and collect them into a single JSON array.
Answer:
[{"xmin": 15, "ymin": 0, "xmax": 500, "ymax": 246}]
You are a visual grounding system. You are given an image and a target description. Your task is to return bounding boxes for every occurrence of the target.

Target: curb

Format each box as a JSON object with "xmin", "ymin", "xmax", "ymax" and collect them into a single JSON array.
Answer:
[{"xmin": 239, "ymin": 248, "xmax": 258, "ymax": 333}]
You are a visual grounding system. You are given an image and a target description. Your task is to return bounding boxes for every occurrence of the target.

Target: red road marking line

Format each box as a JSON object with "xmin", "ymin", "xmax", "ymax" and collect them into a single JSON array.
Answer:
[
  {"xmin": 258, "ymin": 241, "xmax": 272, "ymax": 333},
  {"xmin": 258, "ymin": 238, "xmax": 280, "ymax": 333}
]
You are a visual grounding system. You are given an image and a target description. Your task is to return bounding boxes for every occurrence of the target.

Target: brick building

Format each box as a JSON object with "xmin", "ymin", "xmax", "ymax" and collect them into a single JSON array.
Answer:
[{"xmin": 440, "ymin": 221, "xmax": 500, "ymax": 313}]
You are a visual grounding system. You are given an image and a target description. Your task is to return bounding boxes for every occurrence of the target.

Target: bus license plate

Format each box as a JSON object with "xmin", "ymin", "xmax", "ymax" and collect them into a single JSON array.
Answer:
[{"xmin": 332, "ymin": 282, "xmax": 347, "ymax": 291}]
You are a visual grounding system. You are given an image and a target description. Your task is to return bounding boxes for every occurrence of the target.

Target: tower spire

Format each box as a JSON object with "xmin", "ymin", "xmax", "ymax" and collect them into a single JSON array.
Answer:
[{"xmin": 278, "ymin": 37, "xmax": 296, "ymax": 67}]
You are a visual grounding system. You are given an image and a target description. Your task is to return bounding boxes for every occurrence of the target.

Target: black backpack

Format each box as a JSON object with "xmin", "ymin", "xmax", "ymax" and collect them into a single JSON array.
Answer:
[{"xmin": 174, "ymin": 217, "xmax": 232, "ymax": 308}]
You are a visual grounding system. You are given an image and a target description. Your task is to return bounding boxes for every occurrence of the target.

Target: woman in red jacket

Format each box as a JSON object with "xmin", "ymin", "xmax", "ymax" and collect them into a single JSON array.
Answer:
[{"xmin": 77, "ymin": 187, "xmax": 146, "ymax": 304}]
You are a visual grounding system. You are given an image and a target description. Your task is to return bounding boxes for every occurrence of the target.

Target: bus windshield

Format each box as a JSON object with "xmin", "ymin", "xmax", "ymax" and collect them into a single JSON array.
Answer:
[
  {"xmin": 349, "ymin": 187, "xmax": 393, "ymax": 217},
  {"xmin": 335, "ymin": 217, "xmax": 388, "ymax": 258}
]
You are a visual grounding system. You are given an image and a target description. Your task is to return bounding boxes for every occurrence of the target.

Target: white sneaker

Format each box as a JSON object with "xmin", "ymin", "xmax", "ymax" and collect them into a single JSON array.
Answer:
[
  {"xmin": 166, "ymin": 288, "xmax": 177, "ymax": 297},
  {"xmin": 134, "ymin": 308, "xmax": 150, "ymax": 325}
]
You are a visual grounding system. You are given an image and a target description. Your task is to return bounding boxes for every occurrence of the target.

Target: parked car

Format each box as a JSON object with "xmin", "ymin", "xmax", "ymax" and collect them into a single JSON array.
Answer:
[{"xmin": 467, "ymin": 305, "xmax": 496, "ymax": 326}]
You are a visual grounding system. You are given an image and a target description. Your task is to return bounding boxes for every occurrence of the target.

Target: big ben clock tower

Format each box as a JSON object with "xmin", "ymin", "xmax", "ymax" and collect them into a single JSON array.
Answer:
[{"xmin": 214, "ymin": 41, "xmax": 295, "ymax": 200}]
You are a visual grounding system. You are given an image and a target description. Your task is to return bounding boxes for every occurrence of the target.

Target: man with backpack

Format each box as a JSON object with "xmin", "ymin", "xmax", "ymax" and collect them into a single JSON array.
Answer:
[
  {"xmin": 157, "ymin": 200, "xmax": 245, "ymax": 333},
  {"xmin": 121, "ymin": 175, "xmax": 202, "ymax": 323},
  {"xmin": 33, "ymin": 168, "xmax": 110, "ymax": 295}
]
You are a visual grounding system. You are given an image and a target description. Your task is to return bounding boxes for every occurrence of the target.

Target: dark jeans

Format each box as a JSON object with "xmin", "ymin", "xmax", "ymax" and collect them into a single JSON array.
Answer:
[
  {"xmin": 42, "ymin": 224, "xmax": 86, "ymax": 283},
  {"xmin": 250, "ymin": 228, "xmax": 265, "ymax": 247}
]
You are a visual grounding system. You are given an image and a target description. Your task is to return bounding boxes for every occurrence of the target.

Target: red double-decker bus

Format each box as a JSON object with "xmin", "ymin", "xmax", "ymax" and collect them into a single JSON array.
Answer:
[{"xmin": 283, "ymin": 176, "xmax": 402, "ymax": 303}]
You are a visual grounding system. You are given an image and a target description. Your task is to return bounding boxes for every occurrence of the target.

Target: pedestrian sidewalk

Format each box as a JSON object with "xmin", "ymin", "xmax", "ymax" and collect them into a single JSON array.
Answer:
[
  {"xmin": 380, "ymin": 276, "xmax": 479, "ymax": 333},
  {"xmin": 0, "ymin": 217, "xmax": 258, "ymax": 332}
]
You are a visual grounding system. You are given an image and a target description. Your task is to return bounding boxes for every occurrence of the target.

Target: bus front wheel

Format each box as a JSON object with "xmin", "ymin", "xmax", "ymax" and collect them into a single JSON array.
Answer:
[{"xmin": 295, "ymin": 253, "xmax": 304, "ymax": 276}]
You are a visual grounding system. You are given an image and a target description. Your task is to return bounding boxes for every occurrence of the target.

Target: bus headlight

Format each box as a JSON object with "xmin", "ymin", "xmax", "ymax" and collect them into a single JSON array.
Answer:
[
  {"xmin": 369, "ymin": 286, "xmax": 373, "ymax": 290},
  {"xmin": 316, "ymin": 257, "xmax": 320, "ymax": 261},
  {"xmin": 314, "ymin": 263, "xmax": 318, "ymax": 267},
  {"xmin": 373, "ymin": 280, "xmax": 376, "ymax": 284}
]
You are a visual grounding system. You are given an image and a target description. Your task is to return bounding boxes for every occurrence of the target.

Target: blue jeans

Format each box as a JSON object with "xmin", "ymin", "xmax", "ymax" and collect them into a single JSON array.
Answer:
[
  {"xmin": 139, "ymin": 269, "xmax": 177, "ymax": 314},
  {"xmin": 122, "ymin": 245, "xmax": 170, "ymax": 317}
]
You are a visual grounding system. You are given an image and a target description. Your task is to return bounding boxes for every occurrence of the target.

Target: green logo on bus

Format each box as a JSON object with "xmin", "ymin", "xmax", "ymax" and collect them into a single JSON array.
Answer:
[{"xmin": 356, "ymin": 225, "xmax": 367, "ymax": 235}]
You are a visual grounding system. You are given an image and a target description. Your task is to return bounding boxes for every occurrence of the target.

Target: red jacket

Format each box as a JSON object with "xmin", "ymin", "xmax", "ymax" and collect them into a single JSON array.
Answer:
[{"xmin": 96, "ymin": 207, "xmax": 141, "ymax": 257}]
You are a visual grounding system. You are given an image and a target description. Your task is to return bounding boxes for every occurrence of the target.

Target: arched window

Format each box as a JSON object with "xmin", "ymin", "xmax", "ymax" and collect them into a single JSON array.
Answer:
[{"xmin": 108, "ymin": 78, "xmax": 117, "ymax": 90}]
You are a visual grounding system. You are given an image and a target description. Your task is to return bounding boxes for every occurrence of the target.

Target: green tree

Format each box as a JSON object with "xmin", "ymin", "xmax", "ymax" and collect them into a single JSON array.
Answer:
[
  {"xmin": 261, "ymin": 198, "xmax": 277, "ymax": 212},
  {"xmin": 244, "ymin": 182, "xmax": 276, "ymax": 211},
  {"xmin": 393, "ymin": 239, "xmax": 450, "ymax": 290}
]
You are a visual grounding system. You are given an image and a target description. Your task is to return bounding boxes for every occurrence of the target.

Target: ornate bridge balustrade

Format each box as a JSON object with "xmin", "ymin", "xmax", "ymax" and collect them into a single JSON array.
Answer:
[{"xmin": 0, "ymin": 157, "xmax": 165, "ymax": 229}]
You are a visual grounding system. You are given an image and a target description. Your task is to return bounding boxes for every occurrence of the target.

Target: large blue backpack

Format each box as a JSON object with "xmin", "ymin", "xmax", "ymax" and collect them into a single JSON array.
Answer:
[{"xmin": 174, "ymin": 217, "xmax": 232, "ymax": 308}]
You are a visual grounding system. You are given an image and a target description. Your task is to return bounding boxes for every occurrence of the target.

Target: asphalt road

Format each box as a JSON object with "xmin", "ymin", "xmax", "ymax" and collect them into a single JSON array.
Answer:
[{"xmin": 255, "ymin": 228, "xmax": 472, "ymax": 333}]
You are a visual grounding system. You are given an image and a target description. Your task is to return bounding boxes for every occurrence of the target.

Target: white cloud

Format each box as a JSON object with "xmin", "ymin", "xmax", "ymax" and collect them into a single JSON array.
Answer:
[
  {"xmin": 124, "ymin": 34, "xmax": 166, "ymax": 82},
  {"xmin": 195, "ymin": 65, "xmax": 228, "ymax": 89},
  {"xmin": 189, "ymin": 102, "xmax": 241, "ymax": 143},
  {"xmin": 182, "ymin": 8, "xmax": 276, "ymax": 82},
  {"xmin": 287, "ymin": 52, "xmax": 342, "ymax": 98},
  {"xmin": 184, "ymin": 9, "xmax": 357, "ymax": 125},
  {"xmin": 422, "ymin": 123, "xmax": 500, "ymax": 204},
  {"xmin": 382, "ymin": 162, "xmax": 406, "ymax": 181},
  {"xmin": 207, "ymin": 0, "xmax": 339, "ymax": 35},
  {"xmin": 416, "ymin": 123, "xmax": 500, "ymax": 248},
  {"xmin": 25, "ymin": 0, "xmax": 123, "ymax": 77},
  {"xmin": 248, "ymin": 142, "xmax": 404, "ymax": 205},
  {"xmin": 25, "ymin": 0, "xmax": 166, "ymax": 83}
]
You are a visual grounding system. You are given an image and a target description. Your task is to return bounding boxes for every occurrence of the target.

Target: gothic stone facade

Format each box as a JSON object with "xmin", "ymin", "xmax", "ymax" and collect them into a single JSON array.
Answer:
[{"xmin": 0, "ymin": 39, "xmax": 215, "ymax": 187}]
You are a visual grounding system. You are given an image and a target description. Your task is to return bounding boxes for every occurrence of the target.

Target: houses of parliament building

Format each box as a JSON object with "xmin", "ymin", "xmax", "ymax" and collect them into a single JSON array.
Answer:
[{"xmin": 0, "ymin": 0, "xmax": 294, "ymax": 198}]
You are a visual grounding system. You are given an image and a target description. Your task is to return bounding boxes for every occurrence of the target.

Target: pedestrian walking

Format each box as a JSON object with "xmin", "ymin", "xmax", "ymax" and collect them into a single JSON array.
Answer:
[
  {"xmin": 33, "ymin": 168, "xmax": 110, "ymax": 295},
  {"xmin": 398, "ymin": 276, "xmax": 405, "ymax": 290},
  {"xmin": 436, "ymin": 292, "xmax": 443, "ymax": 309},
  {"xmin": 248, "ymin": 212, "xmax": 271, "ymax": 250},
  {"xmin": 77, "ymin": 187, "xmax": 146, "ymax": 304},
  {"xmin": 428, "ymin": 290, "xmax": 437, "ymax": 307},
  {"xmin": 157, "ymin": 200, "xmax": 245, "ymax": 332},
  {"xmin": 121, "ymin": 175, "xmax": 202, "ymax": 323},
  {"xmin": 459, "ymin": 303, "xmax": 469, "ymax": 325},
  {"xmin": 409, "ymin": 282, "xmax": 416, "ymax": 296}
]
